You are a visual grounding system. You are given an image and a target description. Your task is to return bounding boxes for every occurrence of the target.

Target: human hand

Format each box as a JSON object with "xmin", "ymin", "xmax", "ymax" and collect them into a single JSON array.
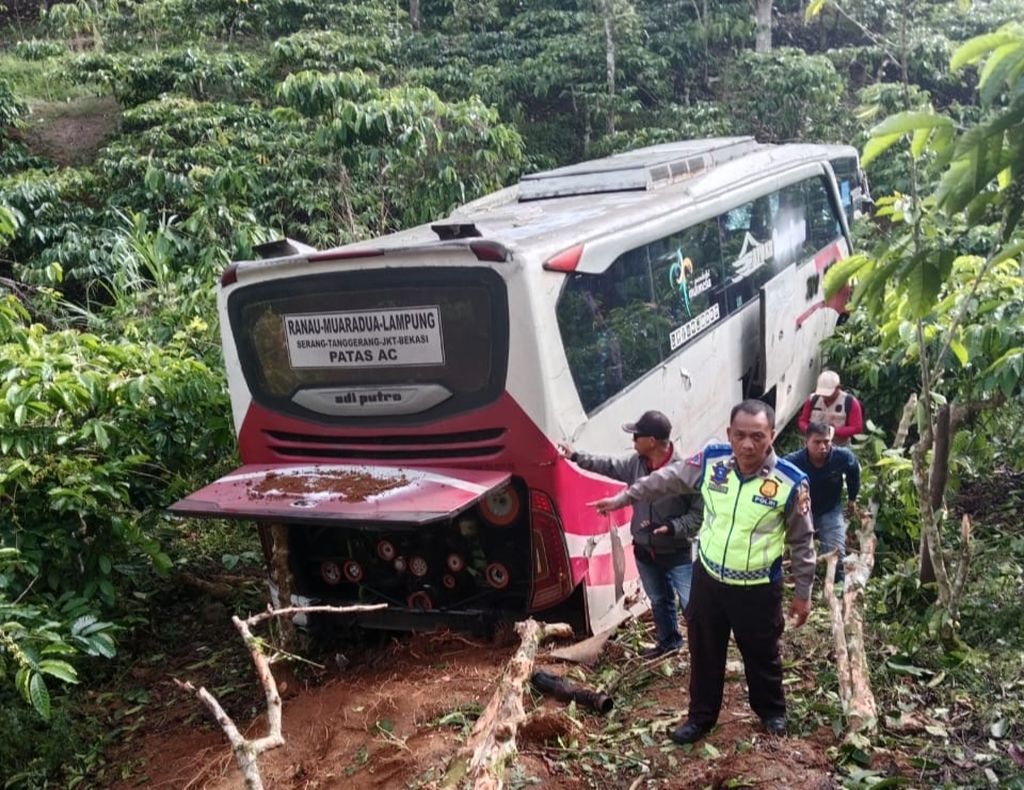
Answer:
[
  {"xmin": 788, "ymin": 596, "xmax": 810, "ymax": 627},
  {"xmin": 589, "ymin": 497, "xmax": 620, "ymax": 515},
  {"xmin": 557, "ymin": 442, "xmax": 574, "ymax": 459},
  {"xmin": 845, "ymin": 500, "xmax": 859, "ymax": 520},
  {"xmin": 651, "ymin": 524, "xmax": 670, "ymax": 535}
]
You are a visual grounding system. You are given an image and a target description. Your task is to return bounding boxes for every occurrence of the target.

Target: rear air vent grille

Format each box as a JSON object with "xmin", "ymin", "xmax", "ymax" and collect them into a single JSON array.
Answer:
[{"xmin": 263, "ymin": 428, "xmax": 506, "ymax": 462}]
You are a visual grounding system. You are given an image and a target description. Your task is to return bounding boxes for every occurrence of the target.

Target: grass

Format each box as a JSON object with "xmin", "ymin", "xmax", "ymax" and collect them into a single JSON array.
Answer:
[{"xmin": 0, "ymin": 53, "xmax": 102, "ymax": 102}]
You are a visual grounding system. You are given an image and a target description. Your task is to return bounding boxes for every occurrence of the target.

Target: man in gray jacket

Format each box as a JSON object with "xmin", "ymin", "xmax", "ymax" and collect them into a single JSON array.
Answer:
[{"xmin": 560, "ymin": 410, "xmax": 702, "ymax": 658}]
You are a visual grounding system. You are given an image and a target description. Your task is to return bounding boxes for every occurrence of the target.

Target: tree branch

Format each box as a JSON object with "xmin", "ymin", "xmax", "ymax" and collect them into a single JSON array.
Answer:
[{"xmin": 176, "ymin": 603, "xmax": 387, "ymax": 790}]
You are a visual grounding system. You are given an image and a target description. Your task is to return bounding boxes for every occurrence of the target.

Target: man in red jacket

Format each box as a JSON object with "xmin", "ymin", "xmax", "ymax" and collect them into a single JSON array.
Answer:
[{"xmin": 797, "ymin": 370, "xmax": 863, "ymax": 446}]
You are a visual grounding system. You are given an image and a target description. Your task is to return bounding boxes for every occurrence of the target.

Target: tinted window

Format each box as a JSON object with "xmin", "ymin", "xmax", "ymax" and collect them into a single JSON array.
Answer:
[
  {"xmin": 805, "ymin": 175, "xmax": 843, "ymax": 250},
  {"xmin": 228, "ymin": 268, "xmax": 509, "ymax": 424},
  {"xmin": 557, "ymin": 218, "xmax": 724, "ymax": 413},
  {"xmin": 830, "ymin": 156, "xmax": 858, "ymax": 226},
  {"xmin": 556, "ymin": 175, "xmax": 845, "ymax": 414}
]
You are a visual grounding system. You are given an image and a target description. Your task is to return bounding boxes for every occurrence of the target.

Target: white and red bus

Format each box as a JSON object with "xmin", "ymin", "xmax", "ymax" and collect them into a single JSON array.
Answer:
[{"xmin": 172, "ymin": 137, "xmax": 864, "ymax": 633}]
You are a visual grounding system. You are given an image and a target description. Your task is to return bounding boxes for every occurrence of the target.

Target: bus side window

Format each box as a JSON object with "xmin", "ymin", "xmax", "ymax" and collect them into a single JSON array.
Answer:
[
  {"xmin": 651, "ymin": 218, "xmax": 724, "ymax": 358},
  {"xmin": 771, "ymin": 182, "xmax": 808, "ymax": 269},
  {"xmin": 805, "ymin": 176, "xmax": 843, "ymax": 251},
  {"xmin": 719, "ymin": 195, "xmax": 775, "ymax": 312},
  {"xmin": 556, "ymin": 252, "xmax": 670, "ymax": 413}
]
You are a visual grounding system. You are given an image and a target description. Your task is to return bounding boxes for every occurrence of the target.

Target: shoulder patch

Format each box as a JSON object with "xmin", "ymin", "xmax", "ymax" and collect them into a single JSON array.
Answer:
[
  {"xmin": 796, "ymin": 480, "xmax": 811, "ymax": 516},
  {"xmin": 686, "ymin": 451, "xmax": 703, "ymax": 467}
]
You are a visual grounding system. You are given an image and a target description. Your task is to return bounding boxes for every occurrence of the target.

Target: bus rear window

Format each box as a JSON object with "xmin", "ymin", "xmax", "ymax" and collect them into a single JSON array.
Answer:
[{"xmin": 228, "ymin": 268, "xmax": 509, "ymax": 423}]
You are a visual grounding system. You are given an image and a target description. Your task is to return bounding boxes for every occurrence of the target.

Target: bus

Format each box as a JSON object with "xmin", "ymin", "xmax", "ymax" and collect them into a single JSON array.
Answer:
[{"xmin": 171, "ymin": 137, "xmax": 865, "ymax": 634}]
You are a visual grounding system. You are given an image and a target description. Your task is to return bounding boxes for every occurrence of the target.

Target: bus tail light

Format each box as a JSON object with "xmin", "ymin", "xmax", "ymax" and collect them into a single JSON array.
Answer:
[
  {"xmin": 543, "ymin": 243, "xmax": 584, "ymax": 272},
  {"xmin": 469, "ymin": 241, "xmax": 511, "ymax": 262},
  {"xmin": 377, "ymin": 540, "xmax": 396, "ymax": 561},
  {"xmin": 409, "ymin": 556, "xmax": 429, "ymax": 578},
  {"xmin": 485, "ymin": 562, "xmax": 510, "ymax": 589},
  {"xmin": 528, "ymin": 490, "xmax": 574, "ymax": 610},
  {"xmin": 480, "ymin": 486, "xmax": 522, "ymax": 526},
  {"xmin": 342, "ymin": 560, "xmax": 363, "ymax": 583},
  {"xmin": 309, "ymin": 248, "xmax": 385, "ymax": 263},
  {"xmin": 320, "ymin": 560, "xmax": 342, "ymax": 585}
]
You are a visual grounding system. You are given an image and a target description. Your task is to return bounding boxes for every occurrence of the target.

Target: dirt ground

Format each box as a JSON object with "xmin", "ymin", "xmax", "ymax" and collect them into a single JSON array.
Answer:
[
  {"xmin": 21, "ymin": 95, "xmax": 120, "ymax": 166},
  {"xmin": 105, "ymin": 599, "xmax": 844, "ymax": 790}
]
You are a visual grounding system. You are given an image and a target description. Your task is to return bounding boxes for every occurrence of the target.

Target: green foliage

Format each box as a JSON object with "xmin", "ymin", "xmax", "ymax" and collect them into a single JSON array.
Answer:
[
  {"xmin": 939, "ymin": 23, "xmax": 1024, "ymax": 241},
  {"xmin": 0, "ymin": 168, "xmax": 113, "ymax": 290},
  {"xmin": 271, "ymin": 29, "xmax": 401, "ymax": 78},
  {"xmin": 0, "ymin": 75, "xmax": 26, "ymax": 129},
  {"xmin": 94, "ymin": 83, "xmax": 523, "ymax": 249},
  {"xmin": 70, "ymin": 47, "xmax": 266, "ymax": 107},
  {"xmin": 721, "ymin": 48, "xmax": 846, "ymax": 142},
  {"xmin": 0, "ymin": 293, "xmax": 232, "ymax": 611},
  {"xmin": 12, "ymin": 39, "xmax": 67, "ymax": 61}
]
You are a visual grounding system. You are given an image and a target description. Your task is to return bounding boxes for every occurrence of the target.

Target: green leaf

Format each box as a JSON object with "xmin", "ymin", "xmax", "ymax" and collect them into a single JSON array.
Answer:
[
  {"xmin": 904, "ymin": 254, "xmax": 943, "ymax": 318},
  {"xmin": 910, "ymin": 127, "xmax": 932, "ymax": 161},
  {"xmin": 871, "ymin": 111, "xmax": 952, "ymax": 137},
  {"xmin": 862, "ymin": 133, "xmax": 903, "ymax": 168},
  {"xmin": 29, "ymin": 673, "xmax": 51, "ymax": 720},
  {"xmin": 989, "ymin": 238, "xmax": 1024, "ymax": 267},
  {"xmin": 38, "ymin": 659, "xmax": 79, "ymax": 684},
  {"xmin": 950, "ymin": 29, "xmax": 1021, "ymax": 71},
  {"xmin": 949, "ymin": 339, "xmax": 969, "ymax": 367}
]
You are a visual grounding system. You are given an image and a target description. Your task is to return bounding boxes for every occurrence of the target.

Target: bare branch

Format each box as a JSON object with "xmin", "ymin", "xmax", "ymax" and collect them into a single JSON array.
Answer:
[{"xmin": 177, "ymin": 603, "xmax": 387, "ymax": 790}]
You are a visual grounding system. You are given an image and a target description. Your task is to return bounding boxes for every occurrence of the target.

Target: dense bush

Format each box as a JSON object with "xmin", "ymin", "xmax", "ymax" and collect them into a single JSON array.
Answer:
[{"xmin": 721, "ymin": 47, "xmax": 847, "ymax": 142}]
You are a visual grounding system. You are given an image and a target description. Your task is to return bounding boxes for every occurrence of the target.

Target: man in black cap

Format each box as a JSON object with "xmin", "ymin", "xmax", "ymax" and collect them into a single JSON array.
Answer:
[{"xmin": 560, "ymin": 410, "xmax": 702, "ymax": 657}]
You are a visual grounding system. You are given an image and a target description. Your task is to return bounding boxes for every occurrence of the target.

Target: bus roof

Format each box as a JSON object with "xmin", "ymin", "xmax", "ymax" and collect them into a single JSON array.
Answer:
[{"xmin": 239, "ymin": 138, "xmax": 858, "ymax": 273}]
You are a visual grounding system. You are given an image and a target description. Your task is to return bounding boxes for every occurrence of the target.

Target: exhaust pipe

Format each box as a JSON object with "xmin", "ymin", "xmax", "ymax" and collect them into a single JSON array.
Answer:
[{"xmin": 530, "ymin": 670, "xmax": 613, "ymax": 714}]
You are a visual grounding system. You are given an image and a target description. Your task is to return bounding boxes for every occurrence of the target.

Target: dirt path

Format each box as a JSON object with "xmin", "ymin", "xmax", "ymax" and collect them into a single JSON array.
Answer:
[
  {"xmin": 22, "ymin": 95, "xmax": 120, "ymax": 166},
  {"xmin": 109, "ymin": 616, "xmax": 840, "ymax": 789}
]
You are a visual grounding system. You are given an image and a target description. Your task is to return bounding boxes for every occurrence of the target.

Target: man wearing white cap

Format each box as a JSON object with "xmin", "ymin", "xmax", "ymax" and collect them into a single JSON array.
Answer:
[{"xmin": 797, "ymin": 370, "xmax": 863, "ymax": 446}]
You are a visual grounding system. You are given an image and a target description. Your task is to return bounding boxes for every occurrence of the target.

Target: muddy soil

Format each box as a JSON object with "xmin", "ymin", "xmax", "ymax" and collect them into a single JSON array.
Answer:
[{"xmin": 107, "ymin": 607, "xmax": 845, "ymax": 790}]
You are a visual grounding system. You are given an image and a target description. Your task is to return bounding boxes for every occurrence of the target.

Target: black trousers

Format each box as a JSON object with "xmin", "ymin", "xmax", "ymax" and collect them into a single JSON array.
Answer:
[{"xmin": 684, "ymin": 560, "xmax": 785, "ymax": 726}]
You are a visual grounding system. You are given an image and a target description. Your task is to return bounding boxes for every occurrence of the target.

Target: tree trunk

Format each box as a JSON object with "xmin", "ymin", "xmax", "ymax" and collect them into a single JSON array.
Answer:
[
  {"xmin": 409, "ymin": 0, "xmax": 421, "ymax": 32},
  {"xmin": 600, "ymin": 0, "xmax": 616, "ymax": 135},
  {"xmin": 269, "ymin": 524, "xmax": 297, "ymax": 648},
  {"xmin": 754, "ymin": 0, "xmax": 772, "ymax": 52},
  {"xmin": 442, "ymin": 619, "xmax": 573, "ymax": 789}
]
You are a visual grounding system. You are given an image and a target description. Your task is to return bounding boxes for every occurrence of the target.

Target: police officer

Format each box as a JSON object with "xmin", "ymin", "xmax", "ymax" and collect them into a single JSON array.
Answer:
[{"xmin": 591, "ymin": 399, "xmax": 815, "ymax": 744}]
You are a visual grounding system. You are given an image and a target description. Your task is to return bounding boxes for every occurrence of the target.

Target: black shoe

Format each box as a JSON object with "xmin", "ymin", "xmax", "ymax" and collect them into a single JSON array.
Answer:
[
  {"xmin": 668, "ymin": 720, "xmax": 712, "ymax": 745},
  {"xmin": 640, "ymin": 643, "xmax": 681, "ymax": 659},
  {"xmin": 762, "ymin": 716, "xmax": 786, "ymax": 736}
]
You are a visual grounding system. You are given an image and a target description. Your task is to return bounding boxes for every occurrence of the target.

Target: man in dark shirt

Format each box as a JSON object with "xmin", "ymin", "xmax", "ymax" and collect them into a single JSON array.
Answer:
[
  {"xmin": 560, "ymin": 410, "xmax": 702, "ymax": 657},
  {"xmin": 784, "ymin": 421, "xmax": 860, "ymax": 583}
]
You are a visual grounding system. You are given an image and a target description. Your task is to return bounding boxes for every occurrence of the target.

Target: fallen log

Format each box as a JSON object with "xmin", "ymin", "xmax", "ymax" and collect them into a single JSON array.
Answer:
[
  {"xmin": 822, "ymin": 503, "xmax": 879, "ymax": 739},
  {"xmin": 843, "ymin": 503, "xmax": 878, "ymax": 734},
  {"xmin": 822, "ymin": 550, "xmax": 852, "ymax": 711},
  {"xmin": 442, "ymin": 619, "xmax": 573, "ymax": 790}
]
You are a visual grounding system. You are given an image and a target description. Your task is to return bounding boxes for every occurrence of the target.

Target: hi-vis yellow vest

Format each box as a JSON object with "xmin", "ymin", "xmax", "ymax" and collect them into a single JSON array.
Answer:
[{"xmin": 696, "ymin": 444, "xmax": 805, "ymax": 586}]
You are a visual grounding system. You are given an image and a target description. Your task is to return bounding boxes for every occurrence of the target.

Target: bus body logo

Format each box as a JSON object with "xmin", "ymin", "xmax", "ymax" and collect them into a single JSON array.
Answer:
[{"xmin": 669, "ymin": 251, "xmax": 712, "ymax": 317}]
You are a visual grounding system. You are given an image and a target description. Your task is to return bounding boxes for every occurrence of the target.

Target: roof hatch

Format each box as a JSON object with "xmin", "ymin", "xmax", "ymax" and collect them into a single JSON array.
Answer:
[{"xmin": 517, "ymin": 137, "xmax": 762, "ymax": 201}]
